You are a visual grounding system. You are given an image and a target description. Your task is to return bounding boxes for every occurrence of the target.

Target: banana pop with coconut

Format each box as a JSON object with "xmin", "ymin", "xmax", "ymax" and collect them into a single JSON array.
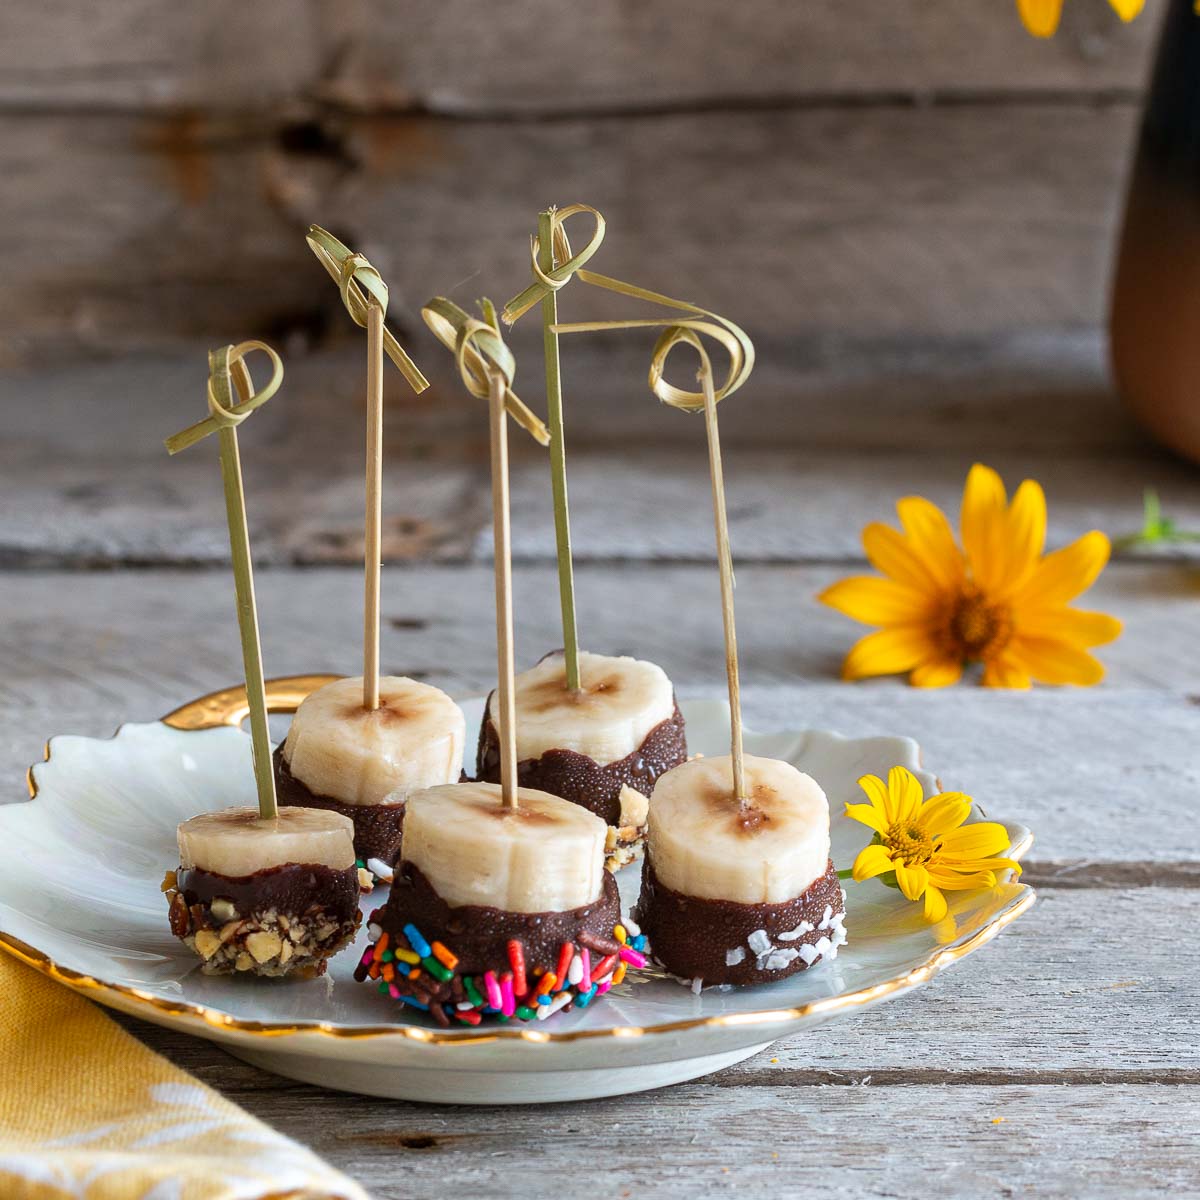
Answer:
[
  {"xmin": 537, "ymin": 259, "xmax": 848, "ymax": 988},
  {"xmin": 635, "ymin": 755, "xmax": 846, "ymax": 987}
]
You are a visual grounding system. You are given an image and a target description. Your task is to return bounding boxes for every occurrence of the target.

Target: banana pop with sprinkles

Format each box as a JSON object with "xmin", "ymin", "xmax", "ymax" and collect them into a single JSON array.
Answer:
[{"xmin": 355, "ymin": 782, "xmax": 649, "ymax": 1024}]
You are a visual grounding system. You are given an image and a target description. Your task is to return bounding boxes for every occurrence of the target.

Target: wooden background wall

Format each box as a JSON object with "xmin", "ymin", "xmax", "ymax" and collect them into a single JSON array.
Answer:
[
  {"xmin": 4, "ymin": 1, "xmax": 1191, "ymax": 573},
  {"xmin": 0, "ymin": 0, "xmax": 1160, "ymax": 366}
]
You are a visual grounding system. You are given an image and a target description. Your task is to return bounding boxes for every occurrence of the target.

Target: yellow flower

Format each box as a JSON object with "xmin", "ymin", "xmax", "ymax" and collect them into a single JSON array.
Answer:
[
  {"xmin": 1017, "ymin": 0, "xmax": 1144, "ymax": 38},
  {"xmin": 846, "ymin": 767, "xmax": 1021, "ymax": 923},
  {"xmin": 818, "ymin": 463, "xmax": 1122, "ymax": 688}
]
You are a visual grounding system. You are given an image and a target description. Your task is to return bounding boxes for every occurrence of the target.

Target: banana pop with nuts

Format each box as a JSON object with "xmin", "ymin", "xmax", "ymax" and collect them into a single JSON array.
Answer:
[
  {"xmin": 164, "ymin": 807, "xmax": 362, "ymax": 977},
  {"xmin": 475, "ymin": 651, "xmax": 687, "ymax": 869}
]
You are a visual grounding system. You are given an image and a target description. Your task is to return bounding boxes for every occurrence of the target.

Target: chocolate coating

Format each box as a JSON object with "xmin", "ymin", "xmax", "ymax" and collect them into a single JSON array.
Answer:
[
  {"xmin": 634, "ymin": 859, "xmax": 845, "ymax": 985},
  {"xmin": 167, "ymin": 861, "xmax": 361, "ymax": 977},
  {"xmin": 475, "ymin": 699, "xmax": 687, "ymax": 826},
  {"xmin": 274, "ymin": 745, "xmax": 405, "ymax": 866},
  {"xmin": 179, "ymin": 862, "xmax": 360, "ymax": 920},
  {"xmin": 379, "ymin": 861, "xmax": 622, "ymax": 975}
]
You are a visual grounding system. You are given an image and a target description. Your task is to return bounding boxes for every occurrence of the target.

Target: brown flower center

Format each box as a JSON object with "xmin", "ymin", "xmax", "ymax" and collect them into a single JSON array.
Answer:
[
  {"xmin": 943, "ymin": 588, "xmax": 1013, "ymax": 661},
  {"xmin": 885, "ymin": 821, "xmax": 935, "ymax": 867}
]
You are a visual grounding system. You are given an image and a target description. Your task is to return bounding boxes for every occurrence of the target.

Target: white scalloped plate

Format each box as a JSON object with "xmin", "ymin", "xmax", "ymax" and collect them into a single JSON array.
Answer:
[{"xmin": 0, "ymin": 688, "xmax": 1033, "ymax": 1104}]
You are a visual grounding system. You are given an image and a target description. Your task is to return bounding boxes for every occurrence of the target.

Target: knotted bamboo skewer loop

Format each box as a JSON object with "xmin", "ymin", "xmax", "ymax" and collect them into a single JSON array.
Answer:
[
  {"xmin": 502, "ymin": 204, "xmax": 607, "ymax": 325},
  {"xmin": 305, "ymin": 224, "xmax": 429, "ymax": 394},
  {"xmin": 165, "ymin": 342, "xmax": 283, "ymax": 455},
  {"xmin": 421, "ymin": 297, "xmax": 549, "ymax": 445},
  {"xmin": 552, "ymin": 276, "xmax": 754, "ymax": 412}
]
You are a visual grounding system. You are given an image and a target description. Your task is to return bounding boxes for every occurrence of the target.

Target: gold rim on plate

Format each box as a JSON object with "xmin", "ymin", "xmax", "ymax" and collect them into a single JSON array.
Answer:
[{"xmin": 2, "ymin": 677, "xmax": 1036, "ymax": 1046}]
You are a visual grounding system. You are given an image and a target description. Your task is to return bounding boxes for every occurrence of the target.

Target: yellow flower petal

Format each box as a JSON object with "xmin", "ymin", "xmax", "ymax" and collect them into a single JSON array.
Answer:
[
  {"xmin": 935, "ymin": 856, "xmax": 1022, "ymax": 877},
  {"xmin": 861, "ymin": 522, "xmax": 942, "ymax": 592},
  {"xmin": 841, "ymin": 626, "xmax": 936, "ymax": 681},
  {"xmin": 1015, "ymin": 530, "xmax": 1111, "ymax": 608},
  {"xmin": 960, "ymin": 463, "xmax": 1008, "ymax": 593},
  {"xmin": 927, "ymin": 867, "xmax": 998, "ymax": 892},
  {"xmin": 937, "ymin": 821, "xmax": 1012, "ymax": 859},
  {"xmin": 893, "ymin": 860, "xmax": 929, "ymax": 903},
  {"xmin": 981, "ymin": 654, "xmax": 1032, "ymax": 689},
  {"xmin": 909, "ymin": 658, "xmax": 964, "ymax": 689},
  {"xmin": 918, "ymin": 792, "xmax": 973, "ymax": 835},
  {"xmin": 1109, "ymin": 0, "xmax": 1145, "ymax": 20},
  {"xmin": 1001, "ymin": 479, "xmax": 1047, "ymax": 593},
  {"xmin": 818, "ymin": 576, "xmax": 932, "ymax": 625},
  {"xmin": 887, "ymin": 766, "xmax": 925, "ymax": 823},
  {"xmin": 896, "ymin": 496, "xmax": 966, "ymax": 591},
  {"xmin": 922, "ymin": 883, "xmax": 948, "ymax": 923},
  {"xmin": 1017, "ymin": 606, "xmax": 1122, "ymax": 648},
  {"xmin": 1007, "ymin": 636, "xmax": 1106, "ymax": 686},
  {"xmin": 1017, "ymin": 0, "xmax": 1063, "ymax": 36},
  {"xmin": 845, "ymin": 802, "xmax": 888, "ymax": 835},
  {"xmin": 856, "ymin": 772, "xmax": 891, "ymax": 813},
  {"xmin": 852, "ymin": 843, "xmax": 897, "ymax": 882},
  {"xmin": 858, "ymin": 771, "xmax": 914, "ymax": 828}
]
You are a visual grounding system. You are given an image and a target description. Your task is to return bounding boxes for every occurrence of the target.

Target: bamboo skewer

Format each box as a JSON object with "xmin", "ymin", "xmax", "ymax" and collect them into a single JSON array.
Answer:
[
  {"xmin": 700, "ymin": 358, "xmax": 746, "ymax": 804},
  {"xmin": 165, "ymin": 341, "xmax": 284, "ymax": 820},
  {"xmin": 363, "ymin": 299, "xmax": 384, "ymax": 710},
  {"xmin": 422, "ymin": 297, "xmax": 545, "ymax": 812},
  {"xmin": 487, "ymin": 365, "xmax": 518, "ymax": 809},
  {"xmin": 504, "ymin": 205, "xmax": 607, "ymax": 694},
  {"xmin": 304, "ymin": 225, "xmax": 431, "ymax": 713},
  {"xmin": 537, "ymin": 210, "xmax": 580, "ymax": 693}
]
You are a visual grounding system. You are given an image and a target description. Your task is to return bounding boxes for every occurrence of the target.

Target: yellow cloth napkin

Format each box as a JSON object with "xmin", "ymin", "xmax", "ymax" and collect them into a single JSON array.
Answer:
[{"xmin": 0, "ymin": 955, "xmax": 370, "ymax": 1200}]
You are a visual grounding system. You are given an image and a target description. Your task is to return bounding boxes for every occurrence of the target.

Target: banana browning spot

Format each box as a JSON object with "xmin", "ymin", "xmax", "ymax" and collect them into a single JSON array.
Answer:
[
  {"xmin": 481, "ymin": 806, "xmax": 558, "ymax": 827},
  {"xmin": 338, "ymin": 700, "xmax": 414, "ymax": 725},
  {"xmin": 700, "ymin": 781, "xmax": 779, "ymax": 835},
  {"xmin": 524, "ymin": 671, "xmax": 621, "ymax": 715}
]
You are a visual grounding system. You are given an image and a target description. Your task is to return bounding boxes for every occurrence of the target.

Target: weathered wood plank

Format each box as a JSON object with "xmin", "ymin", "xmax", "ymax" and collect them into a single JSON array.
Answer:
[
  {"xmin": 73, "ymin": 1043, "xmax": 1200, "ymax": 1200},
  {"xmin": 506, "ymin": 446, "xmax": 1200, "ymax": 565},
  {"xmin": 0, "ymin": 1, "xmax": 1161, "ymax": 113},
  {"xmin": 0, "ymin": 330, "xmax": 1147, "ymax": 454},
  {"xmin": 287, "ymin": 1085, "xmax": 1198, "ymax": 1200},
  {"xmin": 0, "ymin": 102, "xmax": 1138, "ymax": 360},
  {"xmin": 1, "ymin": 566, "xmax": 1196, "ymax": 866},
  {"xmin": 3, "ymin": 437, "xmax": 1192, "ymax": 568},
  {"xmin": 3, "ymin": 342, "xmax": 1191, "ymax": 567}
]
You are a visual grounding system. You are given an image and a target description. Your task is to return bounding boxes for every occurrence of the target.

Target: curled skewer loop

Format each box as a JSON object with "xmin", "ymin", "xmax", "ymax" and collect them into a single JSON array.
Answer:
[
  {"xmin": 552, "ymin": 272, "xmax": 754, "ymax": 413},
  {"xmin": 165, "ymin": 341, "xmax": 283, "ymax": 453},
  {"xmin": 503, "ymin": 204, "xmax": 607, "ymax": 324},
  {"xmin": 305, "ymin": 224, "xmax": 429, "ymax": 393},
  {"xmin": 421, "ymin": 297, "xmax": 549, "ymax": 445}
]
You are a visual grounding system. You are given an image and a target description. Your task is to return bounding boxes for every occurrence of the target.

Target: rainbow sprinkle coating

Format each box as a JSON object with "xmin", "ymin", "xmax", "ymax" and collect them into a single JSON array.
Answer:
[{"xmin": 354, "ymin": 910, "xmax": 650, "ymax": 1026}]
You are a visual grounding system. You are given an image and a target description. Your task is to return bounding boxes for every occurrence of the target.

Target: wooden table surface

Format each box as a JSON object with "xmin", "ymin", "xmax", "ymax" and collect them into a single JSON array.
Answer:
[{"xmin": 2, "ymin": 332, "xmax": 1198, "ymax": 1198}]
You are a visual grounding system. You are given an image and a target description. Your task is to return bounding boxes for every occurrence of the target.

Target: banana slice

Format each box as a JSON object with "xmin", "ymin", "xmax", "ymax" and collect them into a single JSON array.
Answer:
[
  {"xmin": 178, "ymin": 806, "xmax": 356, "ymax": 876},
  {"xmin": 647, "ymin": 755, "xmax": 830, "ymax": 904},
  {"xmin": 283, "ymin": 676, "xmax": 465, "ymax": 807},
  {"xmin": 401, "ymin": 782, "xmax": 608, "ymax": 913},
  {"xmin": 490, "ymin": 651, "xmax": 675, "ymax": 765}
]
